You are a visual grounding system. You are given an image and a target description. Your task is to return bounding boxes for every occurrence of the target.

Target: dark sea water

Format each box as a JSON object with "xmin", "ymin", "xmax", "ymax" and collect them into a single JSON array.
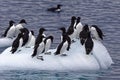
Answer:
[{"xmin": 0, "ymin": 0, "xmax": 120, "ymax": 80}]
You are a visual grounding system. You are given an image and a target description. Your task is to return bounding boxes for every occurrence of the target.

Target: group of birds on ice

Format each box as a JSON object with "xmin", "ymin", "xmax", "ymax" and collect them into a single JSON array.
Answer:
[
  {"xmin": 1, "ymin": 16, "xmax": 104, "ymax": 61},
  {"xmin": 1, "ymin": 4, "xmax": 104, "ymax": 61}
]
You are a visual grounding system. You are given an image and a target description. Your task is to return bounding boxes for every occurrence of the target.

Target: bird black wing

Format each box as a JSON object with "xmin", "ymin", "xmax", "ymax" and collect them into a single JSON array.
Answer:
[
  {"xmin": 35, "ymin": 35, "xmax": 41, "ymax": 46},
  {"xmin": 54, "ymin": 42, "xmax": 63, "ymax": 55},
  {"xmin": 22, "ymin": 33, "xmax": 29, "ymax": 46},
  {"xmin": 67, "ymin": 36, "xmax": 71, "ymax": 51},
  {"xmin": 44, "ymin": 37, "xmax": 48, "ymax": 45},
  {"xmin": 11, "ymin": 38, "xmax": 19, "ymax": 53},
  {"xmin": 32, "ymin": 44, "xmax": 39, "ymax": 57},
  {"xmin": 67, "ymin": 26, "xmax": 74, "ymax": 35},
  {"xmin": 95, "ymin": 26, "xmax": 104, "ymax": 40}
]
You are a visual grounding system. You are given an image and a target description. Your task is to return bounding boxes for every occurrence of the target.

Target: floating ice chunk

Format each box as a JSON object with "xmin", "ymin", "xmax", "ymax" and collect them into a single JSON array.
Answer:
[{"xmin": 0, "ymin": 39, "xmax": 113, "ymax": 71}]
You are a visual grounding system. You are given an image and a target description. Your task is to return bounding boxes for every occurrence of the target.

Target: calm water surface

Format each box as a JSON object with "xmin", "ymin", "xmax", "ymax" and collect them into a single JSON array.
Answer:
[{"xmin": 0, "ymin": 0, "xmax": 120, "ymax": 80}]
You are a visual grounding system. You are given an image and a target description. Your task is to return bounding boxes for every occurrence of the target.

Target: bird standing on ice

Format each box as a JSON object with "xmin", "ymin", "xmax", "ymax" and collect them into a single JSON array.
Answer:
[
  {"xmin": 54, "ymin": 34, "xmax": 71, "ymax": 56},
  {"xmin": 90, "ymin": 25, "xmax": 104, "ymax": 40},
  {"xmin": 3, "ymin": 20, "xmax": 16, "ymax": 39},
  {"xmin": 47, "ymin": 4, "xmax": 62, "ymax": 12},
  {"xmin": 59, "ymin": 27, "xmax": 71, "ymax": 50},
  {"xmin": 31, "ymin": 35, "xmax": 45, "ymax": 60},
  {"xmin": 67, "ymin": 16, "xmax": 77, "ymax": 42}
]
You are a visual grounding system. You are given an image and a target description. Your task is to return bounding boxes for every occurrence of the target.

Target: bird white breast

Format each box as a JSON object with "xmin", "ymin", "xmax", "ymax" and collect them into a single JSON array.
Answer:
[
  {"xmin": 18, "ymin": 38, "xmax": 23, "ymax": 49},
  {"xmin": 28, "ymin": 34, "xmax": 35, "ymax": 47},
  {"xmin": 42, "ymin": 34, "xmax": 46, "ymax": 41},
  {"xmin": 6, "ymin": 25, "xmax": 16, "ymax": 38},
  {"xmin": 30, "ymin": 35, "xmax": 35, "ymax": 46},
  {"xmin": 74, "ymin": 21, "xmax": 77, "ymax": 28},
  {"xmin": 60, "ymin": 36, "xmax": 63, "ymax": 42},
  {"xmin": 44, "ymin": 39, "xmax": 52, "ymax": 53},
  {"xmin": 60, "ymin": 41, "xmax": 68, "ymax": 55},
  {"xmin": 15, "ymin": 24, "xmax": 24, "ymax": 37},
  {"xmin": 37, "ymin": 42, "xmax": 45, "ymax": 56},
  {"xmin": 42, "ymin": 34, "xmax": 46, "ymax": 37},
  {"xmin": 76, "ymin": 22, "xmax": 83, "ymax": 38},
  {"xmin": 56, "ymin": 9, "xmax": 61, "ymax": 12},
  {"xmin": 90, "ymin": 27, "xmax": 100, "ymax": 40}
]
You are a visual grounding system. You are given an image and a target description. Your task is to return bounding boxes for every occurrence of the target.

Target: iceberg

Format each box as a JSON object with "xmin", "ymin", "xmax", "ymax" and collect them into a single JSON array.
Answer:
[
  {"xmin": 0, "ymin": 39, "xmax": 113, "ymax": 71},
  {"xmin": 0, "ymin": 37, "xmax": 14, "ymax": 48}
]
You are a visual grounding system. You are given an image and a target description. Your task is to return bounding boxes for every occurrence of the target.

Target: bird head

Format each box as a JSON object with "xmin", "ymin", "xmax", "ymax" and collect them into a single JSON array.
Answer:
[{"xmin": 19, "ymin": 19, "xmax": 27, "ymax": 24}]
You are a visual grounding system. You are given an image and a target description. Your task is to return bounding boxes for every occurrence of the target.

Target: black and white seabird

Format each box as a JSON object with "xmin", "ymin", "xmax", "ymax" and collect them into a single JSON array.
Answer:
[
  {"xmin": 47, "ymin": 4, "xmax": 62, "ymax": 12},
  {"xmin": 31, "ymin": 35, "xmax": 45, "ymax": 60},
  {"xmin": 54, "ymin": 33, "xmax": 71, "ymax": 56},
  {"xmin": 3, "ymin": 20, "xmax": 15, "ymax": 38},
  {"xmin": 59, "ymin": 27, "xmax": 71, "ymax": 51},
  {"xmin": 90, "ymin": 25, "xmax": 104, "ymax": 40},
  {"xmin": 85, "ymin": 31, "xmax": 94, "ymax": 55},
  {"xmin": 67, "ymin": 16, "xmax": 77, "ymax": 41},
  {"xmin": 79, "ymin": 24, "xmax": 89, "ymax": 45},
  {"xmin": 10, "ymin": 32, "xmax": 23, "ymax": 54}
]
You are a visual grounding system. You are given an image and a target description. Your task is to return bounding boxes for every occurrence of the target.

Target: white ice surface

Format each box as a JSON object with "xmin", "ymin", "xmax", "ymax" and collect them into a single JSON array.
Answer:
[
  {"xmin": 0, "ymin": 39, "xmax": 113, "ymax": 71},
  {"xmin": 0, "ymin": 37, "xmax": 14, "ymax": 48}
]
